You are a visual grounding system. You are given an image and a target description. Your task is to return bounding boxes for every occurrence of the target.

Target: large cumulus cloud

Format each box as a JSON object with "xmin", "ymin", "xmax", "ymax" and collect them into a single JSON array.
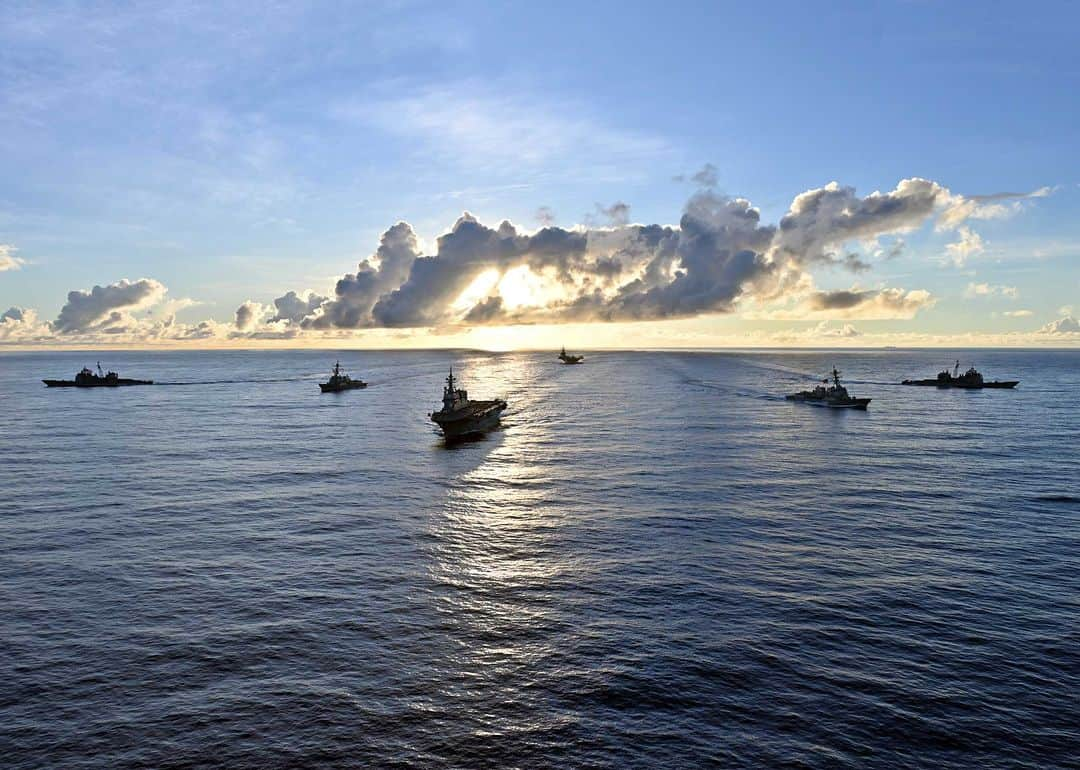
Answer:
[
  {"xmin": 264, "ymin": 177, "xmax": 980, "ymax": 331},
  {"xmin": 3, "ymin": 175, "xmax": 1059, "ymax": 347},
  {"xmin": 303, "ymin": 221, "xmax": 421, "ymax": 328},
  {"xmin": 53, "ymin": 278, "xmax": 166, "ymax": 334}
]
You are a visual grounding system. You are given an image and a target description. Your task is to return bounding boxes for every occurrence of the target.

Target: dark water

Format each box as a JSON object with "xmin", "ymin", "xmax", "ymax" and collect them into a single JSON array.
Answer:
[{"xmin": 2, "ymin": 349, "xmax": 1078, "ymax": 768}]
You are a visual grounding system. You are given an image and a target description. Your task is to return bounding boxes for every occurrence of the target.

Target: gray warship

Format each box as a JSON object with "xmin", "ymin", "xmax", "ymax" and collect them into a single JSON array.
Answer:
[
  {"xmin": 43, "ymin": 363, "xmax": 152, "ymax": 388},
  {"xmin": 430, "ymin": 367, "xmax": 507, "ymax": 440},
  {"xmin": 902, "ymin": 361, "xmax": 1018, "ymax": 389},
  {"xmin": 558, "ymin": 347, "xmax": 584, "ymax": 364},
  {"xmin": 319, "ymin": 361, "xmax": 366, "ymax": 392},
  {"xmin": 786, "ymin": 367, "xmax": 871, "ymax": 409}
]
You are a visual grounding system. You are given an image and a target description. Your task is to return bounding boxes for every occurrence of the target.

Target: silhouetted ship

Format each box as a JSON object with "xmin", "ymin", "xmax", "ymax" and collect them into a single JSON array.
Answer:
[
  {"xmin": 902, "ymin": 361, "xmax": 1018, "ymax": 389},
  {"xmin": 430, "ymin": 367, "xmax": 507, "ymax": 440},
  {"xmin": 786, "ymin": 367, "xmax": 870, "ymax": 409},
  {"xmin": 319, "ymin": 361, "xmax": 366, "ymax": 392},
  {"xmin": 558, "ymin": 347, "xmax": 584, "ymax": 364},
  {"xmin": 43, "ymin": 363, "xmax": 152, "ymax": 388}
]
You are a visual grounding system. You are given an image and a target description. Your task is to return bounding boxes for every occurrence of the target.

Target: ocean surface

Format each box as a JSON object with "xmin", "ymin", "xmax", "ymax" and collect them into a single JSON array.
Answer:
[{"xmin": 1, "ymin": 349, "xmax": 1078, "ymax": 768}]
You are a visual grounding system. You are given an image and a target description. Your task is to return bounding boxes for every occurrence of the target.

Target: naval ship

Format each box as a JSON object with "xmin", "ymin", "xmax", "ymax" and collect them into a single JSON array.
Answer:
[
  {"xmin": 902, "ymin": 361, "xmax": 1018, "ymax": 389},
  {"xmin": 43, "ymin": 363, "xmax": 152, "ymax": 388},
  {"xmin": 319, "ymin": 361, "xmax": 367, "ymax": 392},
  {"xmin": 786, "ymin": 368, "xmax": 871, "ymax": 409},
  {"xmin": 558, "ymin": 347, "xmax": 584, "ymax": 364},
  {"xmin": 430, "ymin": 367, "xmax": 507, "ymax": 440}
]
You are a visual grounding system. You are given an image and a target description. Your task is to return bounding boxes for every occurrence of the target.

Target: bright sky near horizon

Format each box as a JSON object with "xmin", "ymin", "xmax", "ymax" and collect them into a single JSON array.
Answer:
[{"xmin": 1, "ymin": 0, "xmax": 1078, "ymax": 349}]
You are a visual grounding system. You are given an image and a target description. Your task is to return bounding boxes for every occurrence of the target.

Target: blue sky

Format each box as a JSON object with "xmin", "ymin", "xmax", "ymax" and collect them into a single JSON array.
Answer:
[{"xmin": 1, "ymin": 1, "xmax": 1078, "ymax": 347}]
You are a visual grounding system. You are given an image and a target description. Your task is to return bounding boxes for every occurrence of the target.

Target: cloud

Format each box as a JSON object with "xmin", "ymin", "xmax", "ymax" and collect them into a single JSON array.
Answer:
[
  {"xmin": 462, "ymin": 295, "xmax": 504, "ymax": 324},
  {"xmin": 815, "ymin": 321, "xmax": 861, "ymax": 338},
  {"xmin": 594, "ymin": 201, "xmax": 631, "ymax": 227},
  {"xmin": 937, "ymin": 187, "xmax": 1054, "ymax": 230},
  {"xmin": 773, "ymin": 178, "xmax": 949, "ymax": 270},
  {"xmin": 841, "ymin": 253, "xmax": 872, "ymax": 273},
  {"xmin": 234, "ymin": 300, "xmax": 264, "ymax": 331},
  {"xmin": 259, "ymin": 177, "xmax": 977, "ymax": 332},
  {"xmin": 964, "ymin": 282, "xmax": 1018, "ymax": 299},
  {"xmin": 0, "ymin": 307, "xmax": 50, "ymax": 341},
  {"xmin": 269, "ymin": 290, "xmax": 327, "ymax": 323},
  {"xmin": 7, "ymin": 175, "xmax": 1059, "ymax": 348},
  {"xmin": 0, "ymin": 245, "xmax": 25, "ymax": 272},
  {"xmin": 691, "ymin": 163, "xmax": 719, "ymax": 188},
  {"xmin": 1003, "ymin": 309, "xmax": 1033, "ymax": 317},
  {"xmin": 2, "ymin": 277, "xmax": 237, "ymax": 345},
  {"xmin": 945, "ymin": 227, "xmax": 984, "ymax": 267},
  {"xmin": 1039, "ymin": 316, "xmax": 1080, "ymax": 335},
  {"xmin": 802, "ymin": 287, "xmax": 936, "ymax": 320},
  {"xmin": 53, "ymin": 278, "xmax": 167, "ymax": 334},
  {"xmin": 299, "ymin": 221, "xmax": 421, "ymax": 329},
  {"xmin": 336, "ymin": 81, "xmax": 669, "ymax": 173}
]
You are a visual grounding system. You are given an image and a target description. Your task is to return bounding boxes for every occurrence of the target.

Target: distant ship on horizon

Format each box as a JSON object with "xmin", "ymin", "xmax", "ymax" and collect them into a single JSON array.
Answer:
[
  {"xmin": 902, "ymin": 361, "xmax": 1018, "ymax": 389},
  {"xmin": 558, "ymin": 347, "xmax": 583, "ymax": 364},
  {"xmin": 43, "ymin": 363, "xmax": 152, "ymax": 388}
]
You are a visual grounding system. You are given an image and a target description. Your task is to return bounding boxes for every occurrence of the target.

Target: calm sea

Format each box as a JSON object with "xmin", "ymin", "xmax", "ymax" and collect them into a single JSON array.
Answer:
[{"xmin": 1, "ymin": 349, "xmax": 1078, "ymax": 768}]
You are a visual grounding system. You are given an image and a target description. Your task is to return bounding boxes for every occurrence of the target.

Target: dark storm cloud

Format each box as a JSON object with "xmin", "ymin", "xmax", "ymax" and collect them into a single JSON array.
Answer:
[{"xmin": 52, "ymin": 278, "xmax": 165, "ymax": 333}]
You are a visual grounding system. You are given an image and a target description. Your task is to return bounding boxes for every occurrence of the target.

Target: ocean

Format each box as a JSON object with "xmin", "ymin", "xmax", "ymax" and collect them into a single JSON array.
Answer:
[{"xmin": 1, "ymin": 349, "xmax": 1078, "ymax": 768}]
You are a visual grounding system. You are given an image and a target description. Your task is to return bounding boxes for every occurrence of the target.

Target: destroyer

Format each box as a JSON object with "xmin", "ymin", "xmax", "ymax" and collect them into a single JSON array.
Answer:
[
  {"xmin": 430, "ymin": 367, "xmax": 507, "ymax": 441},
  {"xmin": 902, "ymin": 361, "xmax": 1018, "ymax": 389},
  {"xmin": 786, "ymin": 368, "xmax": 870, "ymax": 409},
  {"xmin": 319, "ymin": 361, "xmax": 366, "ymax": 392},
  {"xmin": 43, "ymin": 363, "xmax": 152, "ymax": 388},
  {"xmin": 558, "ymin": 346, "xmax": 584, "ymax": 364}
]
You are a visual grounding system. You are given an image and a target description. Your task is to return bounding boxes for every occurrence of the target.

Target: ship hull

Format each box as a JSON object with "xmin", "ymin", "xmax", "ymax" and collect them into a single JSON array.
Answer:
[
  {"xmin": 786, "ymin": 395, "xmax": 871, "ymax": 409},
  {"xmin": 43, "ymin": 379, "xmax": 152, "ymax": 387},
  {"xmin": 319, "ymin": 382, "xmax": 367, "ymax": 392},
  {"xmin": 432, "ymin": 402, "xmax": 507, "ymax": 440},
  {"xmin": 901, "ymin": 380, "xmax": 1018, "ymax": 388}
]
